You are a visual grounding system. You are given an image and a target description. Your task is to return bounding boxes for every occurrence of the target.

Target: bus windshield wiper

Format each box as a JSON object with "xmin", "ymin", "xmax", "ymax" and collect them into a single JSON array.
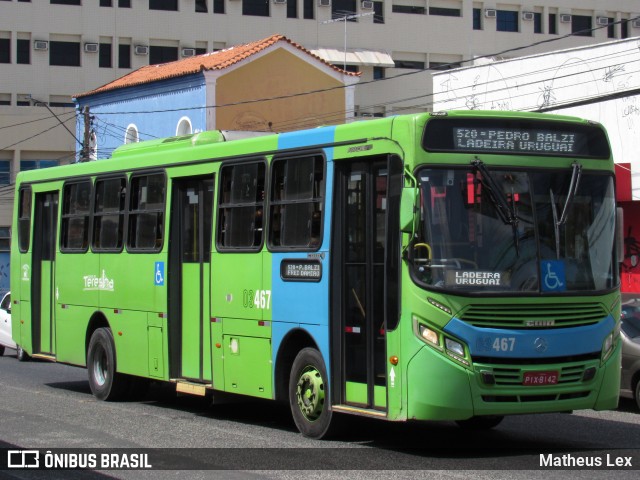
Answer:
[
  {"xmin": 550, "ymin": 162, "xmax": 583, "ymax": 259},
  {"xmin": 472, "ymin": 158, "xmax": 520, "ymax": 255}
]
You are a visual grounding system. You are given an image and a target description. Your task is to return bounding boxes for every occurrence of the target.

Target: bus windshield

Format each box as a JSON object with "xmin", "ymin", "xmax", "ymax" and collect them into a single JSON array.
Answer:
[{"xmin": 410, "ymin": 165, "xmax": 617, "ymax": 294}]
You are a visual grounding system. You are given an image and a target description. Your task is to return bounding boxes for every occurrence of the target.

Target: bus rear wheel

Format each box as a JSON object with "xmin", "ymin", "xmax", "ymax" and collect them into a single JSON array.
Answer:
[
  {"xmin": 289, "ymin": 347, "xmax": 334, "ymax": 439},
  {"xmin": 455, "ymin": 415, "xmax": 504, "ymax": 430},
  {"xmin": 87, "ymin": 328, "xmax": 129, "ymax": 401}
]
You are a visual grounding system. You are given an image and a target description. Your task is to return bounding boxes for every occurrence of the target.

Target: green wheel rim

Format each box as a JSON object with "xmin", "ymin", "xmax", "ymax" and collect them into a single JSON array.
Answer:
[{"xmin": 296, "ymin": 366, "xmax": 325, "ymax": 422}]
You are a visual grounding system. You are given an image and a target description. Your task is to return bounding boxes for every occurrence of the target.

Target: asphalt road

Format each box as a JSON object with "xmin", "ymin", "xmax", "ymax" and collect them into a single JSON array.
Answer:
[{"xmin": 0, "ymin": 348, "xmax": 639, "ymax": 480}]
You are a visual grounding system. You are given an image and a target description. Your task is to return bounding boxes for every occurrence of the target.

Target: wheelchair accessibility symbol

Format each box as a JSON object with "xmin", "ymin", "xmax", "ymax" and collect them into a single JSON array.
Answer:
[
  {"xmin": 541, "ymin": 260, "xmax": 566, "ymax": 292},
  {"xmin": 154, "ymin": 261, "xmax": 165, "ymax": 286}
]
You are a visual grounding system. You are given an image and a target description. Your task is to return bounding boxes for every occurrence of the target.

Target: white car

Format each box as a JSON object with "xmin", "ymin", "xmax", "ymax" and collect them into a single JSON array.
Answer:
[{"xmin": 0, "ymin": 291, "xmax": 16, "ymax": 355}]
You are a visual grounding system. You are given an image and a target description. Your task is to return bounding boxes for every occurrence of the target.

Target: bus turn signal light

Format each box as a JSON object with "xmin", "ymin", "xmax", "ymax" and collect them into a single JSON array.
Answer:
[{"xmin": 390, "ymin": 356, "xmax": 399, "ymax": 365}]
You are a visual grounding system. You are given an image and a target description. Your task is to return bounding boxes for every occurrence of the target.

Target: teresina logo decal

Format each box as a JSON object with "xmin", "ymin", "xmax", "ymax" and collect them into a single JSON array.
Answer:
[{"xmin": 83, "ymin": 270, "xmax": 115, "ymax": 292}]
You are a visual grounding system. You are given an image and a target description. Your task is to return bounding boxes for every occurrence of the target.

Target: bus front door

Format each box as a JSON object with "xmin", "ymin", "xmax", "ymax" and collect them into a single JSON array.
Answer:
[
  {"xmin": 32, "ymin": 191, "xmax": 58, "ymax": 357},
  {"xmin": 169, "ymin": 176, "xmax": 214, "ymax": 383},
  {"xmin": 332, "ymin": 159, "xmax": 390, "ymax": 411}
]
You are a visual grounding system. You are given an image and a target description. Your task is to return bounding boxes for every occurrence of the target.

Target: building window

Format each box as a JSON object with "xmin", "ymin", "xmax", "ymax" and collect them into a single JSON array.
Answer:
[
  {"xmin": 125, "ymin": 124, "xmax": 139, "ymax": 144},
  {"xmin": 17, "ymin": 38, "xmax": 30, "ymax": 64},
  {"xmin": 622, "ymin": 19, "xmax": 629, "ymax": 39},
  {"xmin": 150, "ymin": 46, "xmax": 178, "ymax": 65},
  {"xmin": 217, "ymin": 161, "xmax": 266, "ymax": 250},
  {"xmin": 303, "ymin": 0, "xmax": 314, "ymax": 19},
  {"xmin": 128, "ymin": 173, "xmax": 165, "ymax": 252},
  {"xmin": 373, "ymin": 66, "xmax": 385, "ymax": 79},
  {"xmin": 0, "ymin": 39, "xmax": 9, "ymax": 64},
  {"xmin": 392, "ymin": 5, "xmax": 425, "ymax": 15},
  {"xmin": 100, "ymin": 0, "xmax": 113, "ymax": 6},
  {"xmin": 51, "ymin": 0, "xmax": 81, "ymax": 4},
  {"xmin": 99, "ymin": 43, "xmax": 112, "ymax": 68},
  {"xmin": 394, "ymin": 60, "xmax": 425, "ymax": 69},
  {"xmin": 195, "ymin": 47, "xmax": 207, "ymax": 55},
  {"xmin": 549, "ymin": 13, "xmax": 557, "ymax": 34},
  {"xmin": 21, "ymin": 160, "xmax": 59, "ymax": 171},
  {"xmin": 118, "ymin": 43, "xmax": 131, "ymax": 68},
  {"xmin": 213, "ymin": 0, "xmax": 224, "ymax": 13},
  {"xmin": 50, "ymin": 41, "xmax": 81, "ymax": 67},
  {"xmin": 149, "ymin": 0, "xmax": 177, "ymax": 10},
  {"xmin": 497, "ymin": 10, "xmax": 518, "ymax": 32},
  {"xmin": 196, "ymin": 0, "xmax": 207, "ymax": 12},
  {"xmin": 571, "ymin": 15, "xmax": 592, "ymax": 37},
  {"xmin": 429, "ymin": 7, "xmax": 460, "ymax": 17},
  {"xmin": 0, "ymin": 161, "xmax": 9, "ymax": 184},
  {"xmin": 176, "ymin": 117, "xmax": 192, "ymax": 136},
  {"xmin": 607, "ymin": 18, "xmax": 615, "ymax": 38},
  {"xmin": 429, "ymin": 61, "xmax": 460, "ymax": 70},
  {"xmin": 333, "ymin": 0, "xmax": 357, "ymax": 19},
  {"xmin": 0, "ymin": 227, "xmax": 10, "ymax": 252},
  {"xmin": 18, "ymin": 187, "xmax": 32, "ymax": 253},
  {"xmin": 287, "ymin": 0, "xmax": 297, "ymax": 18},
  {"xmin": 119, "ymin": 0, "xmax": 131, "ymax": 6},
  {"xmin": 60, "ymin": 180, "xmax": 91, "ymax": 252},
  {"xmin": 373, "ymin": 1, "xmax": 383, "ymax": 23},
  {"xmin": 269, "ymin": 155, "xmax": 324, "ymax": 250},
  {"xmin": 473, "ymin": 8, "xmax": 482, "ymax": 30},
  {"xmin": 243, "ymin": 0, "xmax": 269, "ymax": 17},
  {"xmin": 534, "ymin": 12, "xmax": 542, "ymax": 33},
  {"xmin": 93, "ymin": 177, "xmax": 126, "ymax": 252}
]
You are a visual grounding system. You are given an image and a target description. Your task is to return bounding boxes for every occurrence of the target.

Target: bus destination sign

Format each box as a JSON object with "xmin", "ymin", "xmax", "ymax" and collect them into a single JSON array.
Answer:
[
  {"xmin": 453, "ymin": 127, "xmax": 583, "ymax": 154},
  {"xmin": 280, "ymin": 259, "xmax": 322, "ymax": 282}
]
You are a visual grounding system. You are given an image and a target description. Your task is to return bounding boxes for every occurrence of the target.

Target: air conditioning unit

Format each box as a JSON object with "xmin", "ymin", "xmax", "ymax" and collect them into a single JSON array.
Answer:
[
  {"xmin": 84, "ymin": 43, "xmax": 99, "ymax": 53},
  {"xmin": 522, "ymin": 12, "xmax": 534, "ymax": 21},
  {"xmin": 318, "ymin": 0, "xmax": 330, "ymax": 7},
  {"xmin": 134, "ymin": 45, "xmax": 149, "ymax": 56},
  {"xmin": 33, "ymin": 40, "xmax": 48, "ymax": 51},
  {"xmin": 633, "ymin": 18, "xmax": 640, "ymax": 28},
  {"xmin": 596, "ymin": 16, "xmax": 610, "ymax": 26},
  {"xmin": 273, "ymin": 0, "xmax": 286, "ymax": 3},
  {"xmin": 361, "ymin": 0, "xmax": 373, "ymax": 9},
  {"xmin": 560, "ymin": 14, "xmax": 572, "ymax": 23},
  {"xmin": 484, "ymin": 9, "xmax": 496, "ymax": 18},
  {"xmin": 181, "ymin": 48, "xmax": 196, "ymax": 57}
]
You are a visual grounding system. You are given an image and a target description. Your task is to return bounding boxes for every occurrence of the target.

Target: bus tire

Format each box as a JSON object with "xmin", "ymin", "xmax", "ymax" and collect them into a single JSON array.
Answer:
[
  {"xmin": 87, "ymin": 328, "xmax": 129, "ymax": 401},
  {"xmin": 455, "ymin": 415, "xmax": 504, "ymax": 430},
  {"xmin": 16, "ymin": 345, "xmax": 29, "ymax": 362},
  {"xmin": 635, "ymin": 380, "xmax": 640, "ymax": 411},
  {"xmin": 289, "ymin": 347, "xmax": 334, "ymax": 439},
  {"xmin": 0, "ymin": 345, "xmax": 4, "ymax": 356}
]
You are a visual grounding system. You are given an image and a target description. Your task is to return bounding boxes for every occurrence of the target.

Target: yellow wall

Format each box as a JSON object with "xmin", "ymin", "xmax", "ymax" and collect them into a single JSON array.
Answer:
[{"xmin": 216, "ymin": 48, "xmax": 346, "ymax": 132}]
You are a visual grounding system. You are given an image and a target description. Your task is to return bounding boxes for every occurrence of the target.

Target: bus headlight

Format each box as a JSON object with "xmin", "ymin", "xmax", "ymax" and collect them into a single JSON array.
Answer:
[
  {"xmin": 445, "ymin": 338, "xmax": 465, "ymax": 357},
  {"xmin": 601, "ymin": 323, "xmax": 621, "ymax": 362},
  {"xmin": 418, "ymin": 324, "xmax": 439, "ymax": 346}
]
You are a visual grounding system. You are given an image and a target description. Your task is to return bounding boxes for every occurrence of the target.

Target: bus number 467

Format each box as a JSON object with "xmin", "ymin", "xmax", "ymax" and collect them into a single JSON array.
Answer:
[
  {"xmin": 493, "ymin": 337, "xmax": 516, "ymax": 352},
  {"xmin": 243, "ymin": 289, "xmax": 271, "ymax": 310}
]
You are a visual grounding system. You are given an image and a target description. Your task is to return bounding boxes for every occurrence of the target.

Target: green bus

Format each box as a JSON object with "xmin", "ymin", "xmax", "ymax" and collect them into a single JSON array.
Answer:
[{"xmin": 10, "ymin": 111, "xmax": 621, "ymax": 438}]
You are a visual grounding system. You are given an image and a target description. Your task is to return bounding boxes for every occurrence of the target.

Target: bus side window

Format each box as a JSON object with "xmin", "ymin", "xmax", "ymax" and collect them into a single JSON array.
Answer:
[
  {"xmin": 92, "ymin": 177, "xmax": 126, "ymax": 252},
  {"xmin": 60, "ymin": 180, "xmax": 91, "ymax": 252},
  {"xmin": 18, "ymin": 186, "xmax": 32, "ymax": 253},
  {"xmin": 128, "ymin": 173, "xmax": 165, "ymax": 252},
  {"xmin": 268, "ymin": 154, "xmax": 324, "ymax": 250},
  {"xmin": 216, "ymin": 160, "xmax": 265, "ymax": 251}
]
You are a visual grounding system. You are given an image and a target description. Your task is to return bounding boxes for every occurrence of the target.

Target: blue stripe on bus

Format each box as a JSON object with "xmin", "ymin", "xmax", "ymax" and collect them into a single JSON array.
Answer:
[
  {"xmin": 270, "ymin": 127, "xmax": 337, "ymax": 378},
  {"xmin": 444, "ymin": 315, "xmax": 615, "ymax": 358}
]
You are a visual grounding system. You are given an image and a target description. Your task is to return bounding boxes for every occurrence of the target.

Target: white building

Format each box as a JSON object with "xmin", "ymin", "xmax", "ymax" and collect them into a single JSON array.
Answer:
[{"xmin": 1, "ymin": 0, "xmax": 639, "ymax": 234}]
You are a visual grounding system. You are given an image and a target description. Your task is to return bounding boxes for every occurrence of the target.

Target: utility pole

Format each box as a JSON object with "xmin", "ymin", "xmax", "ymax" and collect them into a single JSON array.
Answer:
[{"xmin": 81, "ymin": 106, "xmax": 91, "ymax": 162}]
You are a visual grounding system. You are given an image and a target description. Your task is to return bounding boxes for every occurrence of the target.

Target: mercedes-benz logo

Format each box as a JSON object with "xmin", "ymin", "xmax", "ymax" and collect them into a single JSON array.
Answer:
[{"xmin": 534, "ymin": 337, "xmax": 548, "ymax": 353}]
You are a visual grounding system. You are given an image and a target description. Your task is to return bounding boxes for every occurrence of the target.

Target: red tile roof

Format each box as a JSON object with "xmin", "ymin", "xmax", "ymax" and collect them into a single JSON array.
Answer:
[{"xmin": 75, "ymin": 34, "xmax": 359, "ymax": 98}]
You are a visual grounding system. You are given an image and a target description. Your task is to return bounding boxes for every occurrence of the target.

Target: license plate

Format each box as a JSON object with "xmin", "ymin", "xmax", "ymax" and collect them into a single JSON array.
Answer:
[{"xmin": 523, "ymin": 371, "xmax": 559, "ymax": 386}]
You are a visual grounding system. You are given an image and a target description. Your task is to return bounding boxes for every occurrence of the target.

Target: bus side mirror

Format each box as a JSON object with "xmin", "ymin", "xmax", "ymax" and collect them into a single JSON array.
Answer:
[{"xmin": 400, "ymin": 187, "xmax": 417, "ymax": 233}]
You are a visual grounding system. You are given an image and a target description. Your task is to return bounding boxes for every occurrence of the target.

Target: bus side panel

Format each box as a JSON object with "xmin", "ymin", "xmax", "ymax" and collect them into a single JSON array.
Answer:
[
  {"xmin": 56, "ymin": 252, "xmax": 99, "ymax": 308},
  {"xmin": 55, "ymin": 305, "xmax": 95, "ymax": 366},
  {"xmin": 110, "ymin": 309, "xmax": 151, "ymax": 378},
  {"xmin": 211, "ymin": 254, "xmax": 263, "ymax": 321}
]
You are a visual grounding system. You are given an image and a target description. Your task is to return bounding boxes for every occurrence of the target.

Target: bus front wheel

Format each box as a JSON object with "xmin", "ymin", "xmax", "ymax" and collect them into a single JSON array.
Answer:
[
  {"xmin": 289, "ymin": 347, "xmax": 334, "ymax": 439},
  {"xmin": 16, "ymin": 345, "xmax": 29, "ymax": 362},
  {"xmin": 87, "ymin": 328, "xmax": 129, "ymax": 401}
]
